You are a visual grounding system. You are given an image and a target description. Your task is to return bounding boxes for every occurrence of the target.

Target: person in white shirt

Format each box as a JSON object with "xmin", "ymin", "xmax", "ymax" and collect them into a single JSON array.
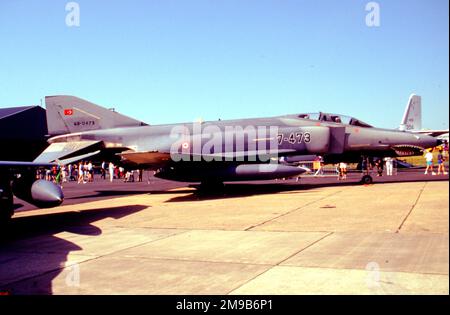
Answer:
[
  {"xmin": 78, "ymin": 161, "xmax": 85, "ymax": 184},
  {"xmin": 424, "ymin": 149, "xmax": 436, "ymax": 175},
  {"xmin": 384, "ymin": 157, "xmax": 394, "ymax": 176},
  {"xmin": 87, "ymin": 162, "xmax": 93, "ymax": 182},
  {"xmin": 61, "ymin": 165, "xmax": 67, "ymax": 182},
  {"xmin": 109, "ymin": 162, "xmax": 115, "ymax": 182},
  {"xmin": 338, "ymin": 162, "xmax": 347, "ymax": 180}
]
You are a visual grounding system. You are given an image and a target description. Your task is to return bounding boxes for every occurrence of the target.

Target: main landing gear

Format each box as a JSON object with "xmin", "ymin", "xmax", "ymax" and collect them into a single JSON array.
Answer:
[
  {"xmin": 360, "ymin": 174, "xmax": 373, "ymax": 185},
  {"xmin": 359, "ymin": 156, "xmax": 373, "ymax": 185},
  {"xmin": 0, "ymin": 180, "xmax": 14, "ymax": 226},
  {"xmin": 198, "ymin": 179, "xmax": 225, "ymax": 193}
]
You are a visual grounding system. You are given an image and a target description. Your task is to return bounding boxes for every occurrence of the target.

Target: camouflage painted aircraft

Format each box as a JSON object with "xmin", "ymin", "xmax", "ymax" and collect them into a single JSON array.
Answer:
[{"xmin": 34, "ymin": 95, "xmax": 439, "ymax": 187}]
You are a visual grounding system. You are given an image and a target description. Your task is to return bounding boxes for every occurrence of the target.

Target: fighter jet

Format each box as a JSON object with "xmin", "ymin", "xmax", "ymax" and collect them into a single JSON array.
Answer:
[
  {"xmin": 0, "ymin": 161, "xmax": 64, "ymax": 224},
  {"xmin": 33, "ymin": 95, "xmax": 439, "ymax": 187}
]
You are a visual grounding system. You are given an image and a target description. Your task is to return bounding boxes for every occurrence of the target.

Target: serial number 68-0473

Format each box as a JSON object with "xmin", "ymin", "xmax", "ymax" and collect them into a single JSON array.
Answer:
[{"xmin": 220, "ymin": 299, "xmax": 272, "ymax": 310}]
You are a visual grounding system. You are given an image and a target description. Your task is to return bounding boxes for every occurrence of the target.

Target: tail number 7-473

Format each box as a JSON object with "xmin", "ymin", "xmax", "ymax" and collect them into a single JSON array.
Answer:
[{"xmin": 277, "ymin": 132, "xmax": 311, "ymax": 145}]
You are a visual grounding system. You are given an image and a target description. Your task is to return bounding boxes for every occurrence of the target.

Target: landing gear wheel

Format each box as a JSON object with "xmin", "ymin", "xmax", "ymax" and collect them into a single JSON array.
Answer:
[
  {"xmin": 361, "ymin": 175, "xmax": 373, "ymax": 185},
  {"xmin": 0, "ymin": 192, "xmax": 14, "ymax": 227},
  {"xmin": 199, "ymin": 180, "xmax": 225, "ymax": 193}
]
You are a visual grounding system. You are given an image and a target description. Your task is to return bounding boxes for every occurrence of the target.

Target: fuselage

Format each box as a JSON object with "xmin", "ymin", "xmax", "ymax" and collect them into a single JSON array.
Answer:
[{"xmin": 48, "ymin": 112, "xmax": 439, "ymax": 166}]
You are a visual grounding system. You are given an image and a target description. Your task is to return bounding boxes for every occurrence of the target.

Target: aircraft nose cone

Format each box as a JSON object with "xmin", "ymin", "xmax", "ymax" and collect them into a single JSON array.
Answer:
[
  {"xmin": 31, "ymin": 179, "xmax": 64, "ymax": 207},
  {"xmin": 412, "ymin": 133, "xmax": 440, "ymax": 150},
  {"xmin": 427, "ymin": 135, "xmax": 441, "ymax": 149}
]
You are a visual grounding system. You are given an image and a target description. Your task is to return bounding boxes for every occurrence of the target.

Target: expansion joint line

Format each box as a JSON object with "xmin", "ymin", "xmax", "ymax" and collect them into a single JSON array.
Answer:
[
  {"xmin": 396, "ymin": 182, "xmax": 427, "ymax": 233},
  {"xmin": 245, "ymin": 189, "xmax": 345, "ymax": 231},
  {"xmin": 224, "ymin": 232, "xmax": 334, "ymax": 295}
]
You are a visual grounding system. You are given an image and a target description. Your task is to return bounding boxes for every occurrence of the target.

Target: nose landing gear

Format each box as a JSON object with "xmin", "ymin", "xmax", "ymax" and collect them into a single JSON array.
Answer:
[
  {"xmin": 360, "ymin": 156, "xmax": 374, "ymax": 185},
  {"xmin": 360, "ymin": 174, "xmax": 373, "ymax": 185}
]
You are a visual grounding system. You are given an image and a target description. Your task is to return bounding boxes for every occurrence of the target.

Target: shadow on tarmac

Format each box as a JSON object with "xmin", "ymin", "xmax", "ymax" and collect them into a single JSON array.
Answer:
[
  {"xmin": 165, "ymin": 175, "xmax": 449, "ymax": 202},
  {"xmin": 0, "ymin": 204, "xmax": 147, "ymax": 294},
  {"xmin": 68, "ymin": 189, "xmax": 194, "ymax": 201},
  {"xmin": 14, "ymin": 173, "xmax": 449, "ymax": 209}
]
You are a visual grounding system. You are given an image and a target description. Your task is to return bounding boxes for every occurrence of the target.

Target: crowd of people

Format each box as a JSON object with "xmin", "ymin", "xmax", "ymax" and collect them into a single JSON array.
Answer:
[
  {"xmin": 36, "ymin": 141, "xmax": 448, "ymax": 185},
  {"xmin": 357, "ymin": 157, "xmax": 395, "ymax": 178},
  {"xmin": 37, "ymin": 161, "xmax": 145, "ymax": 186},
  {"xmin": 309, "ymin": 155, "xmax": 392, "ymax": 180},
  {"xmin": 312, "ymin": 141, "xmax": 449, "ymax": 181},
  {"xmin": 424, "ymin": 148, "xmax": 448, "ymax": 175}
]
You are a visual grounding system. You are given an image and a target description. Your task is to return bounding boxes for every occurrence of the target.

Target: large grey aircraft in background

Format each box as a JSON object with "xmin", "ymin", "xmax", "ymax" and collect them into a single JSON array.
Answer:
[
  {"xmin": 34, "ymin": 95, "xmax": 439, "ymax": 186},
  {"xmin": 399, "ymin": 94, "xmax": 449, "ymax": 142}
]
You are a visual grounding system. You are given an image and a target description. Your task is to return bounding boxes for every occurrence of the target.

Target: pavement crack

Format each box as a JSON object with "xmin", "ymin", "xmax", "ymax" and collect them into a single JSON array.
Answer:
[
  {"xmin": 225, "ymin": 232, "xmax": 333, "ymax": 295},
  {"xmin": 274, "ymin": 232, "xmax": 333, "ymax": 266},
  {"xmin": 396, "ymin": 182, "xmax": 427, "ymax": 233}
]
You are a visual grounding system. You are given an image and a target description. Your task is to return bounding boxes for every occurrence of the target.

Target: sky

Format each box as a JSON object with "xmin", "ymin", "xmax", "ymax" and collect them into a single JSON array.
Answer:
[{"xmin": 0, "ymin": 0, "xmax": 448, "ymax": 130}]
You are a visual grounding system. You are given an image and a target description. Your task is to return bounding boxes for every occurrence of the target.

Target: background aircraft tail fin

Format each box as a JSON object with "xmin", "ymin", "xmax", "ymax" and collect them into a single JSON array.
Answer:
[
  {"xmin": 399, "ymin": 94, "xmax": 422, "ymax": 131},
  {"xmin": 45, "ymin": 95, "xmax": 147, "ymax": 136}
]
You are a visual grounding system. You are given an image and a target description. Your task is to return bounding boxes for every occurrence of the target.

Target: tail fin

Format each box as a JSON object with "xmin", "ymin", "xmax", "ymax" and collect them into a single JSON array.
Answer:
[
  {"xmin": 45, "ymin": 95, "xmax": 147, "ymax": 135},
  {"xmin": 399, "ymin": 94, "xmax": 422, "ymax": 131}
]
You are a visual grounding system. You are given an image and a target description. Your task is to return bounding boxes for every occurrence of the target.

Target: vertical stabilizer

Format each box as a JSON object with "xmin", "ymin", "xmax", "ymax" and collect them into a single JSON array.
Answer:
[
  {"xmin": 399, "ymin": 94, "xmax": 421, "ymax": 131},
  {"xmin": 45, "ymin": 95, "xmax": 147, "ymax": 136}
]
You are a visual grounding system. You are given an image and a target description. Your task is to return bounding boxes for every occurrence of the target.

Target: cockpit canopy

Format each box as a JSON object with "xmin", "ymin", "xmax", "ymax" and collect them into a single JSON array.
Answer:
[{"xmin": 297, "ymin": 112, "xmax": 373, "ymax": 128}]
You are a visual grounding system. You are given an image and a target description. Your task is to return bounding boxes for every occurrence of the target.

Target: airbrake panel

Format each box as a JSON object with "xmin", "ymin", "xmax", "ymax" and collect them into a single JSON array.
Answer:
[{"xmin": 328, "ymin": 127, "xmax": 346, "ymax": 154}]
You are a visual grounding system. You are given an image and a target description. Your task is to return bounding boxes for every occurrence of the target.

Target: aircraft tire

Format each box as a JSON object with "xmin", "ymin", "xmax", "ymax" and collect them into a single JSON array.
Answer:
[
  {"xmin": 360, "ymin": 175, "xmax": 373, "ymax": 185},
  {"xmin": 199, "ymin": 179, "xmax": 225, "ymax": 193},
  {"xmin": 0, "ymin": 192, "xmax": 14, "ymax": 226}
]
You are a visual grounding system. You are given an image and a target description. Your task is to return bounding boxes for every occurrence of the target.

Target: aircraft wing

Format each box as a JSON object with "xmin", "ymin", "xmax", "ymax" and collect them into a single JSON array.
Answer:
[
  {"xmin": 410, "ymin": 130, "xmax": 449, "ymax": 138},
  {"xmin": 33, "ymin": 140, "xmax": 103, "ymax": 163},
  {"xmin": 0, "ymin": 161, "xmax": 55, "ymax": 167},
  {"xmin": 0, "ymin": 161, "xmax": 56, "ymax": 172}
]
